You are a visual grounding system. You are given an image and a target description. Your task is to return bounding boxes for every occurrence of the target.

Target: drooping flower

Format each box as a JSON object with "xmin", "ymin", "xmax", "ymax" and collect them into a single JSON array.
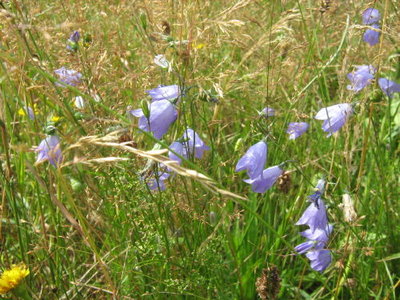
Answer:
[
  {"xmin": 182, "ymin": 128, "xmax": 210, "ymax": 159},
  {"xmin": 286, "ymin": 122, "xmax": 309, "ymax": 140},
  {"xmin": 146, "ymin": 85, "xmax": 180, "ymax": 101},
  {"xmin": 66, "ymin": 31, "xmax": 80, "ymax": 51},
  {"xmin": 145, "ymin": 169, "xmax": 170, "ymax": 191},
  {"xmin": 315, "ymin": 103, "xmax": 353, "ymax": 137},
  {"xmin": 35, "ymin": 135, "xmax": 63, "ymax": 167},
  {"xmin": 346, "ymin": 65, "xmax": 375, "ymax": 92},
  {"xmin": 54, "ymin": 67, "xmax": 82, "ymax": 87},
  {"xmin": 235, "ymin": 141, "xmax": 267, "ymax": 179},
  {"xmin": 363, "ymin": 24, "xmax": 380, "ymax": 46},
  {"xmin": 306, "ymin": 249, "xmax": 332, "ymax": 272},
  {"xmin": 378, "ymin": 78, "xmax": 400, "ymax": 98},
  {"xmin": 74, "ymin": 96, "xmax": 85, "ymax": 109},
  {"xmin": 129, "ymin": 100, "xmax": 178, "ymax": 139},
  {"xmin": 295, "ymin": 224, "xmax": 333, "ymax": 254},
  {"xmin": 295, "ymin": 179, "xmax": 333, "ymax": 272},
  {"xmin": 362, "ymin": 8, "xmax": 381, "ymax": 25},
  {"xmin": 260, "ymin": 107, "xmax": 275, "ymax": 117},
  {"xmin": 168, "ymin": 141, "xmax": 185, "ymax": 165},
  {"xmin": 0, "ymin": 264, "xmax": 29, "ymax": 295},
  {"xmin": 154, "ymin": 54, "xmax": 170, "ymax": 69},
  {"xmin": 243, "ymin": 165, "xmax": 283, "ymax": 193}
]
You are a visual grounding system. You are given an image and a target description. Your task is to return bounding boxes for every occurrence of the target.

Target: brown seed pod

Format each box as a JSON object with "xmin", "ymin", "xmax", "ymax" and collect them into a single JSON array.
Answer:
[
  {"xmin": 255, "ymin": 265, "xmax": 281, "ymax": 300},
  {"xmin": 277, "ymin": 171, "xmax": 291, "ymax": 194},
  {"xmin": 161, "ymin": 21, "xmax": 171, "ymax": 35}
]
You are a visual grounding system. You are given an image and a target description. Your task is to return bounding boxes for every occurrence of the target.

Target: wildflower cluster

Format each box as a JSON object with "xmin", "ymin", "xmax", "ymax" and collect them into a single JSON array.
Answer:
[{"xmin": 295, "ymin": 180, "xmax": 332, "ymax": 272}]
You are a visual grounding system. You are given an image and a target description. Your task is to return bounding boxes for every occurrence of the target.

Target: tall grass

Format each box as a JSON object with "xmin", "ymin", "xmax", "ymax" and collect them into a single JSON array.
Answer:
[{"xmin": 0, "ymin": 0, "xmax": 399, "ymax": 299}]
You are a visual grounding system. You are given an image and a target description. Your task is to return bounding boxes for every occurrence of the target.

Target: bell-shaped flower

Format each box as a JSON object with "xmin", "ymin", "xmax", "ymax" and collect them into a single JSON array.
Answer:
[
  {"xmin": 260, "ymin": 107, "xmax": 275, "ymax": 117},
  {"xmin": 54, "ymin": 67, "xmax": 82, "ymax": 87},
  {"xmin": 129, "ymin": 100, "xmax": 178, "ymax": 139},
  {"xmin": 286, "ymin": 122, "xmax": 309, "ymax": 140},
  {"xmin": 146, "ymin": 85, "xmax": 180, "ymax": 101},
  {"xmin": 295, "ymin": 224, "xmax": 333, "ymax": 254},
  {"xmin": 153, "ymin": 54, "xmax": 170, "ymax": 69},
  {"xmin": 168, "ymin": 141, "xmax": 185, "ymax": 165},
  {"xmin": 235, "ymin": 141, "xmax": 267, "ymax": 179},
  {"xmin": 145, "ymin": 169, "xmax": 170, "ymax": 191},
  {"xmin": 67, "ymin": 31, "xmax": 80, "ymax": 51},
  {"xmin": 305, "ymin": 249, "xmax": 332, "ymax": 272},
  {"xmin": 182, "ymin": 128, "xmax": 210, "ymax": 159},
  {"xmin": 346, "ymin": 65, "xmax": 375, "ymax": 92},
  {"xmin": 243, "ymin": 165, "xmax": 283, "ymax": 193},
  {"xmin": 295, "ymin": 197, "xmax": 328, "ymax": 233},
  {"xmin": 35, "ymin": 135, "xmax": 62, "ymax": 167},
  {"xmin": 362, "ymin": 8, "xmax": 381, "ymax": 25},
  {"xmin": 315, "ymin": 103, "xmax": 353, "ymax": 137},
  {"xmin": 363, "ymin": 24, "xmax": 380, "ymax": 46},
  {"xmin": 378, "ymin": 78, "xmax": 400, "ymax": 98}
]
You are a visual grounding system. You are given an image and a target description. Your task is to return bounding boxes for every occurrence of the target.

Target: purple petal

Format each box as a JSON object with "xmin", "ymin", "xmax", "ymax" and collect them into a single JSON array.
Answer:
[
  {"xmin": 182, "ymin": 128, "xmax": 210, "ymax": 159},
  {"xmin": 378, "ymin": 78, "xmax": 400, "ymax": 98},
  {"xmin": 146, "ymin": 85, "xmax": 180, "ymax": 101},
  {"xmin": 287, "ymin": 122, "xmax": 309, "ymax": 140},
  {"xmin": 243, "ymin": 165, "xmax": 283, "ymax": 193},
  {"xmin": 295, "ymin": 198, "xmax": 328, "ymax": 232},
  {"xmin": 362, "ymin": 8, "xmax": 381, "ymax": 25},
  {"xmin": 306, "ymin": 249, "xmax": 332, "ymax": 272},
  {"xmin": 235, "ymin": 141, "xmax": 267, "ymax": 178},
  {"xmin": 363, "ymin": 24, "xmax": 380, "ymax": 46}
]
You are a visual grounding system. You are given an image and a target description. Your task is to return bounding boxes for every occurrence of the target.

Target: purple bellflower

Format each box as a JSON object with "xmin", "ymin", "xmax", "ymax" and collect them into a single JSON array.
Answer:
[
  {"xmin": 146, "ymin": 85, "xmax": 180, "ymax": 102},
  {"xmin": 235, "ymin": 141, "xmax": 267, "ymax": 179},
  {"xmin": 243, "ymin": 165, "xmax": 283, "ymax": 193},
  {"xmin": 145, "ymin": 170, "xmax": 170, "ymax": 191},
  {"xmin": 260, "ymin": 107, "xmax": 275, "ymax": 117},
  {"xmin": 306, "ymin": 249, "xmax": 332, "ymax": 273},
  {"xmin": 35, "ymin": 135, "xmax": 62, "ymax": 167},
  {"xmin": 129, "ymin": 100, "xmax": 178, "ymax": 139},
  {"xmin": 287, "ymin": 122, "xmax": 309, "ymax": 140},
  {"xmin": 67, "ymin": 31, "xmax": 80, "ymax": 51},
  {"xmin": 362, "ymin": 8, "xmax": 381, "ymax": 25},
  {"xmin": 54, "ymin": 67, "xmax": 82, "ymax": 87},
  {"xmin": 346, "ymin": 65, "xmax": 375, "ymax": 92},
  {"xmin": 378, "ymin": 78, "xmax": 400, "ymax": 98},
  {"xmin": 168, "ymin": 141, "xmax": 185, "ymax": 165},
  {"xmin": 315, "ymin": 103, "xmax": 353, "ymax": 137},
  {"xmin": 295, "ymin": 179, "xmax": 332, "ymax": 272},
  {"xmin": 182, "ymin": 128, "xmax": 210, "ymax": 159},
  {"xmin": 363, "ymin": 24, "xmax": 380, "ymax": 46}
]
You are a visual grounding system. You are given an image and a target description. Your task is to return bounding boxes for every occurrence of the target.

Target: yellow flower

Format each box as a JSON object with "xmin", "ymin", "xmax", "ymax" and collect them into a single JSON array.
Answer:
[
  {"xmin": 194, "ymin": 43, "xmax": 206, "ymax": 49},
  {"xmin": 51, "ymin": 116, "xmax": 61, "ymax": 122},
  {"xmin": 0, "ymin": 264, "xmax": 30, "ymax": 295}
]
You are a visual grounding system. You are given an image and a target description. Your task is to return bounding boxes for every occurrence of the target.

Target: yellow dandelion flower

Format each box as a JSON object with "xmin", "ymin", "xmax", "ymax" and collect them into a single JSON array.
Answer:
[{"xmin": 0, "ymin": 264, "xmax": 30, "ymax": 295}]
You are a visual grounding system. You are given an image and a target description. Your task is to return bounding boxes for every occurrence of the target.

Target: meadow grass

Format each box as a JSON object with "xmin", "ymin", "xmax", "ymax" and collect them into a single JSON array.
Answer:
[{"xmin": 0, "ymin": 0, "xmax": 400, "ymax": 299}]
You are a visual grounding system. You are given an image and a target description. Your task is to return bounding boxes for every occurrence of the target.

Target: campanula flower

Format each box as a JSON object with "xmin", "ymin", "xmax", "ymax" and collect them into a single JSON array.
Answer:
[
  {"xmin": 295, "ymin": 224, "xmax": 333, "ymax": 254},
  {"xmin": 146, "ymin": 85, "xmax": 180, "ymax": 101},
  {"xmin": 235, "ymin": 141, "xmax": 267, "ymax": 179},
  {"xmin": 243, "ymin": 165, "xmax": 283, "ymax": 193},
  {"xmin": 154, "ymin": 54, "xmax": 170, "ymax": 69},
  {"xmin": 295, "ymin": 197, "xmax": 328, "ymax": 232},
  {"xmin": 182, "ymin": 128, "xmax": 210, "ymax": 159},
  {"xmin": 260, "ymin": 107, "xmax": 275, "ymax": 117},
  {"xmin": 168, "ymin": 141, "xmax": 185, "ymax": 165},
  {"xmin": 67, "ymin": 31, "xmax": 80, "ymax": 51},
  {"xmin": 363, "ymin": 24, "xmax": 380, "ymax": 46},
  {"xmin": 306, "ymin": 249, "xmax": 332, "ymax": 272},
  {"xmin": 54, "ymin": 67, "xmax": 82, "ymax": 87},
  {"xmin": 35, "ymin": 135, "xmax": 62, "ymax": 166},
  {"xmin": 362, "ymin": 8, "xmax": 381, "ymax": 25},
  {"xmin": 315, "ymin": 103, "xmax": 353, "ymax": 137},
  {"xmin": 346, "ymin": 65, "xmax": 375, "ymax": 92},
  {"xmin": 146, "ymin": 170, "xmax": 170, "ymax": 191},
  {"xmin": 129, "ymin": 100, "xmax": 178, "ymax": 139},
  {"xmin": 378, "ymin": 78, "xmax": 400, "ymax": 98},
  {"xmin": 286, "ymin": 122, "xmax": 309, "ymax": 140}
]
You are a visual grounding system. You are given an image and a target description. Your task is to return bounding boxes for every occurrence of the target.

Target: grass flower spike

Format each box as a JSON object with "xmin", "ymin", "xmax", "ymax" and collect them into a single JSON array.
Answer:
[
  {"xmin": 0, "ymin": 264, "xmax": 29, "ymax": 295},
  {"xmin": 235, "ymin": 141, "xmax": 267, "ymax": 178},
  {"xmin": 315, "ymin": 103, "xmax": 353, "ymax": 137}
]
